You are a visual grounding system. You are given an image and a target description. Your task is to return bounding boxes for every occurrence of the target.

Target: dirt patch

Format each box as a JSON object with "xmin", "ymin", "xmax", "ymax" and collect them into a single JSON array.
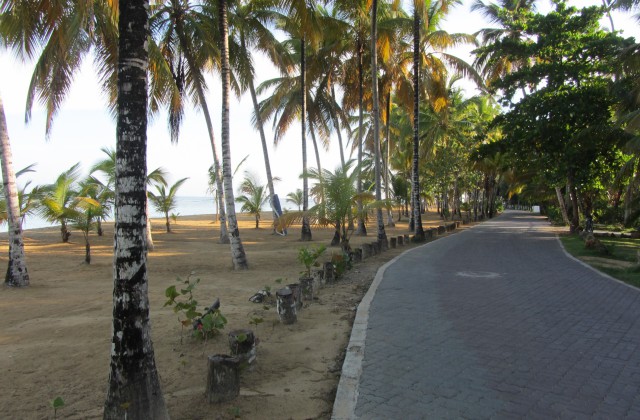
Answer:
[
  {"xmin": 579, "ymin": 256, "xmax": 636, "ymax": 270},
  {"xmin": 0, "ymin": 211, "xmax": 466, "ymax": 419}
]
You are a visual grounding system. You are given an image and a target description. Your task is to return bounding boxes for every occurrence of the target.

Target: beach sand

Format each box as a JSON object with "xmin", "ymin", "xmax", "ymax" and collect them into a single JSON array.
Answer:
[{"xmin": 0, "ymin": 211, "xmax": 463, "ymax": 419}]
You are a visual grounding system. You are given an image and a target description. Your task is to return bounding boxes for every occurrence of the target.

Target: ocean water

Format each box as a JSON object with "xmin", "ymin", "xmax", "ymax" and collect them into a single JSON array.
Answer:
[{"xmin": 20, "ymin": 196, "xmax": 217, "ymax": 231}]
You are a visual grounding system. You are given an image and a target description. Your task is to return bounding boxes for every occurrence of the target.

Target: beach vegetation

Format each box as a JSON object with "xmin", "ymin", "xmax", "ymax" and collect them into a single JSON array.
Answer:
[
  {"xmin": 149, "ymin": 177, "xmax": 189, "ymax": 233},
  {"xmin": 39, "ymin": 163, "xmax": 82, "ymax": 243},
  {"xmin": 236, "ymin": 172, "xmax": 269, "ymax": 228}
]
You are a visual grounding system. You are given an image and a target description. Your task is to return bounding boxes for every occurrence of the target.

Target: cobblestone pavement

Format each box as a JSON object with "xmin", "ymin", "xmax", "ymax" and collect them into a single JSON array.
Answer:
[{"xmin": 333, "ymin": 211, "xmax": 640, "ymax": 419}]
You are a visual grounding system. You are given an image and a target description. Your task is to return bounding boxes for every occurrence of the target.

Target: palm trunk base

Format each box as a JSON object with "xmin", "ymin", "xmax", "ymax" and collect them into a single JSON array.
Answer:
[{"xmin": 301, "ymin": 218, "xmax": 312, "ymax": 241}]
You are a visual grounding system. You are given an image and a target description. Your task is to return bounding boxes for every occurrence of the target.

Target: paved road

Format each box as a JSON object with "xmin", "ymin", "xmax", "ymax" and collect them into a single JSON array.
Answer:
[{"xmin": 333, "ymin": 211, "xmax": 640, "ymax": 419}]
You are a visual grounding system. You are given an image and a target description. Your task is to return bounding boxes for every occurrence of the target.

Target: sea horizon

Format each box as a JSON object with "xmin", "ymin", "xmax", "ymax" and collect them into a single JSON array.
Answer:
[{"xmin": 19, "ymin": 196, "xmax": 218, "ymax": 231}]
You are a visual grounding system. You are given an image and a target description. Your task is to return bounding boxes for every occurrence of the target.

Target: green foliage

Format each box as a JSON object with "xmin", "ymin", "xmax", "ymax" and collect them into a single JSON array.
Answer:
[
  {"xmin": 50, "ymin": 396, "xmax": 65, "ymax": 418},
  {"xmin": 561, "ymin": 235, "xmax": 640, "ymax": 287},
  {"xmin": 331, "ymin": 251, "xmax": 351, "ymax": 278},
  {"xmin": 297, "ymin": 245, "xmax": 327, "ymax": 277},
  {"xmin": 164, "ymin": 276, "xmax": 227, "ymax": 342}
]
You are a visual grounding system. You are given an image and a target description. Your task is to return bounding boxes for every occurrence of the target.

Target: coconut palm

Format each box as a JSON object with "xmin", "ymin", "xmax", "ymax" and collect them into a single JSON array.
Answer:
[
  {"xmin": 149, "ymin": 0, "xmax": 231, "ymax": 245},
  {"xmin": 236, "ymin": 172, "xmax": 269, "ymax": 228},
  {"xmin": 39, "ymin": 163, "xmax": 83, "ymax": 243},
  {"xmin": 0, "ymin": 94, "xmax": 29, "ymax": 286},
  {"xmin": 230, "ymin": 0, "xmax": 291, "ymax": 231},
  {"xmin": 371, "ymin": 0, "xmax": 388, "ymax": 247},
  {"xmin": 280, "ymin": 161, "xmax": 376, "ymax": 251},
  {"xmin": 72, "ymin": 177, "xmax": 105, "ymax": 264},
  {"xmin": 103, "ymin": 0, "xmax": 169, "ymax": 417},
  {"xmin": 287, "ymin": 188, "xmax": 304, "ymax": 210},
  {"xmin": 149, "ymin": 177, "xmax": 188, "ymax": 233},
  {"xmin": 471, "ymin": 0, "xmax": 537, "ymax": 89},
  {"xmin": 219, "ymin": 0, "xmax": 249, "ymax": 269},
  {"xmin": 272, "ymin": 0, "xmax": 325, "ymax": 242}
]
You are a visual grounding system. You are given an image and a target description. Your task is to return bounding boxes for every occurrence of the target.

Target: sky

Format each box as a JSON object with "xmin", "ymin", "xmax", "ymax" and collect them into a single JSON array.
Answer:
[{"xmin": 0, "ymin": 1, "xmax": 638, "ymax": 206}]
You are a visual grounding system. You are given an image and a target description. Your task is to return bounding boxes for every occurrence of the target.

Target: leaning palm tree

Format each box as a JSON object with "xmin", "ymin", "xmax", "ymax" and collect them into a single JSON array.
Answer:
[
  {"xmin": 0, "ymin": 94, "xmax": 29, "ymax": 286},
  {"xmin": 148, "ymin": 177, "xmax": 188, "ymax": 233},
  {"xmin": 219, "ymin": 0, "xmax": 249, "ymax": 269},
  {"xmin": 236, "ymin": 172, "xmax": 269, "ymax": 228},
  {"xmin": 149, "ymin": 0, "xmax": 231, "ymax": 245},
  {"xmin": 230, "ymin": 0, "xmax": 292, "ymax": 231}
]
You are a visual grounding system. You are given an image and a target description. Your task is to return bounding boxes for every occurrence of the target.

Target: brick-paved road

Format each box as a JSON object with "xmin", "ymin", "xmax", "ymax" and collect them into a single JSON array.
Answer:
[{"xmin": 336, "ymin": 211, "xmax": 640, "ymax": 419}]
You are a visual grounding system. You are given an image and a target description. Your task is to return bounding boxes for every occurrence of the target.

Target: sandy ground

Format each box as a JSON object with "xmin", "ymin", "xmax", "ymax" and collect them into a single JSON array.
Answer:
[{"xmin": 0, "ymin": 210, "xmax": 461, "ymax": 419}]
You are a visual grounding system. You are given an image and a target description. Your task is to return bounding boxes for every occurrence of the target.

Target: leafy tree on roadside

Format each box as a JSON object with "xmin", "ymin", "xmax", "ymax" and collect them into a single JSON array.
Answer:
[{"xmin": 475, "ymin": 1, "xmax": 634, "ymax": 232}]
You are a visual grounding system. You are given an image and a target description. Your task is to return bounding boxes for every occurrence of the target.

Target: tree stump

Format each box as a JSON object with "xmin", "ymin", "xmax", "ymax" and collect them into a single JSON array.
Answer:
[
  {"xmin": 371, "ymin": 242, "xmax": 380, "ymax": 255},
  {"xmin": 228, "ymin": 329, "xmax": 257, "ymax": 368},
  {"xmin": 276, "ymin": 288, "xmax": 297, "ymax": 324},
  {"xmin": 206, "ymin": 354, "xmax": 240, "ymax": 403},
  {"xmin": 362, "ymin": 243, "xmax": 372, "ymax": 259},
  {"xmin": 299, "ymin": 277, "xmax": 314, "ymax": 302},
  {"xmin": 397, "ymin": 235, "xmax": 404, "ymax": 246},
  {"xmin": 403, "ymin": 234, "xmax": 410, "ymax": 243},
  {"xmin": 351, "ymin": 248, "xmax": 363, "ymax": 263},
  {"xmin": 287, "ymin": 283, "xmax": 303, "ymax": 311},
  {"xmin": 380, "ymin": 238, "xmax": 389, "ymax": 251},
  {"xmin": 438, "ymin": 226, "xmax": 446, "ymax": 235},
  {"xmin": 323, "ymin": 261, "xmax": 336, "ymax": 283},
  {"xmin": 389, "ymin": 237, "xmax": 397, "ymax": 248},
  {"xmin": 311, "ymin": 268, "xmax": 324, "ymax": 293}
]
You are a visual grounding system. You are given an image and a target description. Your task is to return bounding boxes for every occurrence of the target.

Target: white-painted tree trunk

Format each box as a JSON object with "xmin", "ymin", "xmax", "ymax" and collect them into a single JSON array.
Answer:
[
  {"xmin": 0, "ymin": 93, "xmax": 29, "ymax": 287},
  {"xmin": 104, "ymin": 2, "xmax": 168, "ymax": 418},
  {"xmin": 220, "ymin": 0, "xmax": 248, "ymax": 269}
]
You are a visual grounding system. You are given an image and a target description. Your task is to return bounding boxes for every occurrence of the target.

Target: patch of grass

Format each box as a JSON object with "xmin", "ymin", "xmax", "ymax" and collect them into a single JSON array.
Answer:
[{"xmin": 560, "ymin": 234, "xmax": 640, "ymax": 288}]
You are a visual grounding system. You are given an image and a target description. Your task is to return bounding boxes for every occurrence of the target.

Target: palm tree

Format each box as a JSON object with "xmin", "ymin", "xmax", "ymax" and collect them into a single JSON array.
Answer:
[
  {"xmin": 334, "ymin": 0, "xmax": 372, "ymax": 236},
  {"xmin": 220, "ymin": 0, "xmax": 249, "ymax": 269},
  {"xmin": 230, "ymin": 0, "xmax": 291, "ymax": 231},
  {"xmin": 103, "ymin": 0, "xmax": 168, "ymax": 417},
  {"xmin": 371, "ymin": 0, "xmax": 388, "ymax": 247},
  {"xmin": 149, "ymin": 177, "xmax": 188, "ymax": 233},
  {"xmin": 0, "ymin": 94, "xmax": 29, "ymax": 286},
  {"xmin": 274, "ymin": 0, "xmax": 324, "ymax": 242},
  {"xmin": 236, "ymin": 172, "xmax": 268, "ymax": 228},
  {"xmin": 311, "ymin": 160, "xmax": 374, "ymax": 250},
  {"xmin": 150, "ymin": 0, "xmax": 231, "ymax": 245},
  {"xmin": 287, "ymin": 188, "xmax": 304, "ymax": 210},
  {"xmin": 72, "ymin": 177, "xmax": 105, "ymax": 264},
  {"xmin": 39, "ymin": 163, "xmax": 82, "ymax": 243}
]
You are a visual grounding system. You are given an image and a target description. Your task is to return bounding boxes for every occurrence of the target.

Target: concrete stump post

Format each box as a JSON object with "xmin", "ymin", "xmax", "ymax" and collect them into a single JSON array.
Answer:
[
  {"xmin": 206, "ymin": 354, "xmax": 241, "ymax": 403},
  {"xmin": 276, "ymin": 288, "xmax": 297, "ymax": 324}
]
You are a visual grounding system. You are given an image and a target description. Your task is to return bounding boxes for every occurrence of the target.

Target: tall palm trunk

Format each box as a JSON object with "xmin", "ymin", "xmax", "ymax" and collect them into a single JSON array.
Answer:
[
  {"xmin": 244, "ymin": 34, "xmax": 280, "ymax": 233},
  {"xmin": 309, "ymin": 123, "xmax": 323, "ymax": 174},
  {"xmin": 300, "ymin": 36, "xmax": 312, "ymax": 241},
  {"xmin": 371, "ymin": 0, "xmax": 387, "ymax": 247},
  {"xmin": 104, "ymin": 1, "xmax": 168, "ymax": 417},
  {"xmin": 175, "ymin": 24, "xmax": 229, "ymax": 245},
  {"xmin": 384, "ymin": 90, "xmax": 394, "ymax": 227},
  {"xmin": 0, "ymin": 94, "xmax": 29, "ymax": 287},
  {"xmin": 220, "ymin": 0, "xmax": 248, "ymax": 269},
  {"xmin": 199, "ymin": 90, "xmax": 229, "ymax": 245},
  {"xmin": 145, "ymin": 197, "xmax": 154, "ymax": 251},
  {"xmin": 411, "ymin": 6, "xmax": 425, "ymax": 241},
  {"xmin": 331, "ymin": 84, "xmax": 346, "ymax": 167},
  {"xmin": 355, "ymin": 36, "xmax": 367, "ymax": 236}
]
